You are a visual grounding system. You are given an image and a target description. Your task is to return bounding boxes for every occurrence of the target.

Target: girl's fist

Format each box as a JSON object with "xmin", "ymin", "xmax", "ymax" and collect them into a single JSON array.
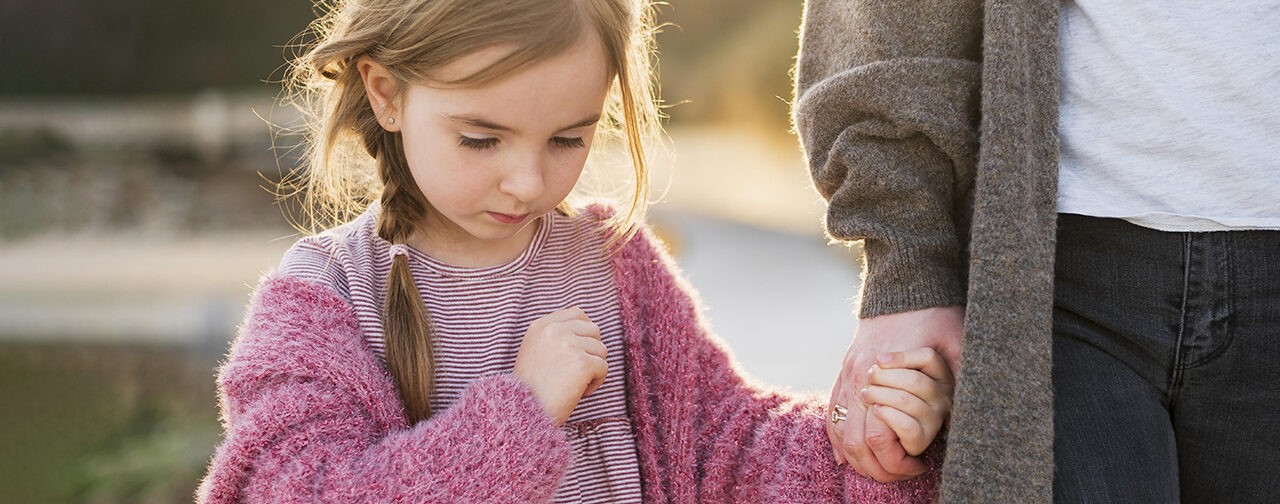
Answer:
[{"xmin": 513, "ymin": 307, "xmax": 608, "ymax": 425}]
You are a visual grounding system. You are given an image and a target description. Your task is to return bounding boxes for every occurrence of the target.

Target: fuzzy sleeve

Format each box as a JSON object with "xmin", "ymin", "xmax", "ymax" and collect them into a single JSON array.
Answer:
[
  {"xmin": 612, "ymin": 225, "xmax": 941, "ymax": 503},
  {"xmin": 792, "ymin": 0, "xmax": 982, "ymax": 318},
  {"xmin": 196, "ymin": 274, "xmax": 572, "ymax": 504}
]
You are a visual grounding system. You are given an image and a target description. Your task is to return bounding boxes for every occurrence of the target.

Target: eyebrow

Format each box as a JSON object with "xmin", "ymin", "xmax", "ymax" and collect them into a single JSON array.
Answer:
[{"xmin": 446, "ymin": 113, "xmax": 601, "ymax": 133}]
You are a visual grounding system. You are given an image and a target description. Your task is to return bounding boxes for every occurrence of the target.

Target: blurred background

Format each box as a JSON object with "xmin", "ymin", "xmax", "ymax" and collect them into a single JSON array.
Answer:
[{"xmin": 0, "ymin": 1, "xmax": 866, "ymax": 501}]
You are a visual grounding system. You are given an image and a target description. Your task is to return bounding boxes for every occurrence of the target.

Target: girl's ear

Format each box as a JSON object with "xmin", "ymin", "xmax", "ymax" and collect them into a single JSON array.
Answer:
[{"xmin": 356, "ymin": 56, "xmax": 402, "ymax": 132}]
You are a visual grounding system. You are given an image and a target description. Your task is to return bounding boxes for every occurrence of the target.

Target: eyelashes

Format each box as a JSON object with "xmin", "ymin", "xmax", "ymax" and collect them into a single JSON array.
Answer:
[
  {"xmin": 458, "ymin": 136, "xmax": 499, "ymax": 150},
  {"xmin": 551, "ymin": 136, "xmax": 586, "ymax": 149},
  {"xmin": 457, "ymin": 136, "xmax": 586, "ymax": 151}
]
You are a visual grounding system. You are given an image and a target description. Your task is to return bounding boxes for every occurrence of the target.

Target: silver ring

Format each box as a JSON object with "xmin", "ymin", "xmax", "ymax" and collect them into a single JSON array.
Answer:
[{"xmin": 830, "ymin": 404, "xmax": 848, "ymax": 424}]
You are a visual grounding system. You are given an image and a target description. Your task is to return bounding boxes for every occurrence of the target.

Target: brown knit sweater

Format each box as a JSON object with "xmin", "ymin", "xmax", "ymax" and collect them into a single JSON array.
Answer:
[{"xmin": 793, "ymin": 1, "xmax": 1059, "ymax": 502}]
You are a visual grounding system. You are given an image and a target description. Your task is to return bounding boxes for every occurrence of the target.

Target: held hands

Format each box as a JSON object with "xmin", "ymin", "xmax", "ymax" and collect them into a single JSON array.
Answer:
[
  {"xmin": 861, "ymin": 348, "xmax": 954, "ymax": 456},
  {"xmin": 827, "ymin": 305, "xmax": 964, "ymax": 482},
  {"xmin": 513, "ymin": 307, "xmax": 609, "ymax": 425}
]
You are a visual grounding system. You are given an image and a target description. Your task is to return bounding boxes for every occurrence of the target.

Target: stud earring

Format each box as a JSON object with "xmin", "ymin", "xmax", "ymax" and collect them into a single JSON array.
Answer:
[{"xmin": 387, "ymin": 115, "xmax": 396, "ymax": 125}]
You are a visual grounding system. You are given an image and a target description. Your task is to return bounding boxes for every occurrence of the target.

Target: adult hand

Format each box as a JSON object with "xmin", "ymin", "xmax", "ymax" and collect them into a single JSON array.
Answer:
[{"xmin": 827, "ymin": 305, "xmax": 964, "ymax": 482}]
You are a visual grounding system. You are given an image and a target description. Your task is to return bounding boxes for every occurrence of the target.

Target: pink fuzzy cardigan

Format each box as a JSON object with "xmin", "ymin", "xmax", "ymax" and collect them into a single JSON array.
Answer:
[{"xmin": 197, "ymin": 211, "xmax": 941, "ymax": 503}]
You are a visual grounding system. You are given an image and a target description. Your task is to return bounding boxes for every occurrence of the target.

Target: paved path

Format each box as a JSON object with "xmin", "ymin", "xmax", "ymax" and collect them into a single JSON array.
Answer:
[{"xmin": 652, "ymin": 211, "xmax": 861, "ymax": 393}]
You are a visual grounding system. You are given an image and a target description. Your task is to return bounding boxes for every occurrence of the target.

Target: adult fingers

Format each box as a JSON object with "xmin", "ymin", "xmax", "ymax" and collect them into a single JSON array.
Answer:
[
  {"xmin": 839, "ymin": 388, "xmax": 898, "ymax": 482},
  {"xmin": 826, "ymin": 386, "xmax": 847, "ymax": 465},
  {"xmin": 826, "ymin": 420, "xmax": 846, "ymax": 464},
  {"xmin": 835, "ymin": 355, "xmax": 897, "ymax": 480}
]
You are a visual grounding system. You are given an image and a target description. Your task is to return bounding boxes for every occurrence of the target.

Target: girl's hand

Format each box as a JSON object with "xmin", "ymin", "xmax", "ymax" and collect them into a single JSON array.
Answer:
[
  {"xmin": 513, "ymin": 307, "xmax": 609, "ymax": 425},
  {"xmin": 859, "ymin": 348, "xmax": 955, "ymax": 456}
]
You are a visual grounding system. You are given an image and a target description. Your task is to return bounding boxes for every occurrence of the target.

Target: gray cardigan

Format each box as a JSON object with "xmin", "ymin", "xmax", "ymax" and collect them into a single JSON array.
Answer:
[{"xmin": 793, "ymin": 1, "xmax": 1059, "ymax": 502}]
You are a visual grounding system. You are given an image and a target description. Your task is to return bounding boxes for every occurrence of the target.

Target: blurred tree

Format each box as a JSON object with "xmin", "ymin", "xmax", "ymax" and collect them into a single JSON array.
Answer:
[
  {"xmin": 0, "ymin": 0, "xmax": 314, "ymax": 95},
  {"xmin": 0, "ymin": 0, "xmax": 803, "ymax": 132}
]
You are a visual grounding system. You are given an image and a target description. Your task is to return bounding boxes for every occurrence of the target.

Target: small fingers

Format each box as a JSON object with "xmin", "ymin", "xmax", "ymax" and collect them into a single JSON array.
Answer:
[
  {"xmin": 560, "ymin": 319, "xmax": 602, "ymax": 340},
  {"xmin": 864, "ymin": 410, "xmax": 927, "ymax": 478},
  {"xmin": 547, "ymin": 306, "xmax": 591, "ymax": 323},
  {"xmin": 574, "ymin": 334, "xmax": 609, "ymax": 360},
  {"xmin": 875, "ymin": 348, "xmax": 953, "ymax": 385},
  {"xmin": 867, "ymin": 367, "xmax": 952, "ymax": 414},
  {"xmin": 860, "ymin": 384, "xmax": 931, "ymax": 421},
  {"xmin": 873, "ymin": 405, "xmax": 930, "ymax": 456},
  {"xmin": 582, "ymin": 354, "xmax": 609, "ymax": 396}
]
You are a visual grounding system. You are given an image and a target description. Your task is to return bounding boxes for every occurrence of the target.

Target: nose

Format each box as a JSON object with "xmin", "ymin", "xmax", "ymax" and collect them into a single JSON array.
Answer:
[{"xmin": 498, "ymin": 150, "xmax": 545, "ymax": 203}]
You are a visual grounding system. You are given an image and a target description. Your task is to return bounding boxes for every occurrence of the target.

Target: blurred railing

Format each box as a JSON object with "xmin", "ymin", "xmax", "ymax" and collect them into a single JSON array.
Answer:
[{"xmin": 0, "ymin": 91, "xmax": 296, "ymax": 166}]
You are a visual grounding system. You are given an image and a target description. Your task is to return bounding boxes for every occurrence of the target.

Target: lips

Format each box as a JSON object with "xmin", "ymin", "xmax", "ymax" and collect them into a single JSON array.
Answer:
[{"xmin": 487, "ymin": 211, "xmax": 530, "ymax": 224}]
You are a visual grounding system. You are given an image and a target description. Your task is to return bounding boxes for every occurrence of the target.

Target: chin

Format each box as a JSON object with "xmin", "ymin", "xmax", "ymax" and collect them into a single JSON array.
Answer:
[{"xmin": 471, "ymin": 222, "xmax": 527, "ymax": 241}]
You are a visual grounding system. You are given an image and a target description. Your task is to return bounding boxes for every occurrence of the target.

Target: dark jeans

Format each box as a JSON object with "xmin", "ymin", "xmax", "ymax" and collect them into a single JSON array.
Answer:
[{"xmin": 1052, "ymin": 213, "xmax": 1280, "ymax": 503}]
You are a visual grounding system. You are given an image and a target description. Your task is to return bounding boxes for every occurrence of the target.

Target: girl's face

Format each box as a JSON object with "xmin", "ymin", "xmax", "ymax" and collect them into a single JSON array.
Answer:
[{"xmin": 361, "ymin": 33, "xmax": 611, "ymax": 263}]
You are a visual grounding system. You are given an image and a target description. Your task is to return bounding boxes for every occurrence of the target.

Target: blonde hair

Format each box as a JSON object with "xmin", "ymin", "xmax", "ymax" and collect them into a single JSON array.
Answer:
[{"xmin": 281, "ymin": 0, "xmax": 661, "ymax": 424}]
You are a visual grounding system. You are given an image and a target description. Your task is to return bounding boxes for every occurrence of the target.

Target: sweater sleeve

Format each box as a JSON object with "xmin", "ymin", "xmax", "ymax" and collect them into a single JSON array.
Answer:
[
  {"xmin": 792, "ymin": 0, "xmax": 983, "ymax": 318},
  {"xmin": 615, "ymin": 227, "xmax": 941, "ymax": 503},
  {"xmin": 196, "ymin": 274, "xmax": 572, "ymax": 504}
]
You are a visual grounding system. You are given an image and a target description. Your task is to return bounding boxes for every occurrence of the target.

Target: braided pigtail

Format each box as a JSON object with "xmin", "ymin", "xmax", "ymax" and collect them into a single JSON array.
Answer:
[{"xmin": 367, "ymin": 116, "xmax": 438, "ymax": 424}]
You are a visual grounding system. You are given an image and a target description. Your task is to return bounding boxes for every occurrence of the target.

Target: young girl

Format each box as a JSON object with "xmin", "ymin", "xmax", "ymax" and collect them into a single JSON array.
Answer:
[{"xmin": 197, "ymin": 0, "xmax": 952, "ymax": 502}]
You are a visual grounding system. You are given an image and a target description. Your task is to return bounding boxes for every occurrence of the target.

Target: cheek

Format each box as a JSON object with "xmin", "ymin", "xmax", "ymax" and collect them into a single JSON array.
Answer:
[
  {"xmin": 398, "ymin": 128, "xmax": 476, "ymax": 199},
  {"xmin": 546, "ymin": 154, "xmax": 589, "ymax": 197},
  {"xmin": 410, "ymin": 159, "xmax": 483, "ymax": 207},
  {"xmin": 399, "ymin": 124, "xmax": 450, "ymax": 168}
]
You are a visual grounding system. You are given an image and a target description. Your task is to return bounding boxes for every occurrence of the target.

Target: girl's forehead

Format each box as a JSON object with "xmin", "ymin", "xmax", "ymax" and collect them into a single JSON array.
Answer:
[
  {"xmin": 406, "ymin": 36, "xmax": 612, "ymax": 133},
  {"xmin": 428, "ymin": 28, "xmax": 609, "ymax": 87},
  {"xmin": 428, "ymin": 44, "xmax": 518, "ymax": 83}
]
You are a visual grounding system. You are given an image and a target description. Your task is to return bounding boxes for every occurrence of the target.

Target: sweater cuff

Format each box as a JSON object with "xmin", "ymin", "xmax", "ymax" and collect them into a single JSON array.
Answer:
[
  {"xmin": 856, "ymin": 239, "xmax": 966, "ymax": 319},
  {"xmin": 423, "ymin": 373, "xmax": 573, "ymax": 498}
]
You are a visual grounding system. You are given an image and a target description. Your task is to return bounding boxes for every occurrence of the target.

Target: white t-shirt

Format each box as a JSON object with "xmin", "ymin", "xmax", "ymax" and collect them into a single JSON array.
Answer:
[{"xmin": 1056, "ymin": 1, "xmax": 1280, "ymax": 231}]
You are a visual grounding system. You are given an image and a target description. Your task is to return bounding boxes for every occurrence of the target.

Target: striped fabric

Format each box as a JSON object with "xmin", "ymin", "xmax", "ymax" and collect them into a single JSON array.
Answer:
[{"xmin": 277, "ymin": 201, "xmax": 643, "ymax": 503}]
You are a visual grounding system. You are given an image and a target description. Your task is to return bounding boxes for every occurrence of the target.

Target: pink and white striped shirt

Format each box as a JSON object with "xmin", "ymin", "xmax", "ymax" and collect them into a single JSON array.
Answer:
[{"xmin": 278, "ymin": 201, "xmax": 643, "ymax": 503}]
